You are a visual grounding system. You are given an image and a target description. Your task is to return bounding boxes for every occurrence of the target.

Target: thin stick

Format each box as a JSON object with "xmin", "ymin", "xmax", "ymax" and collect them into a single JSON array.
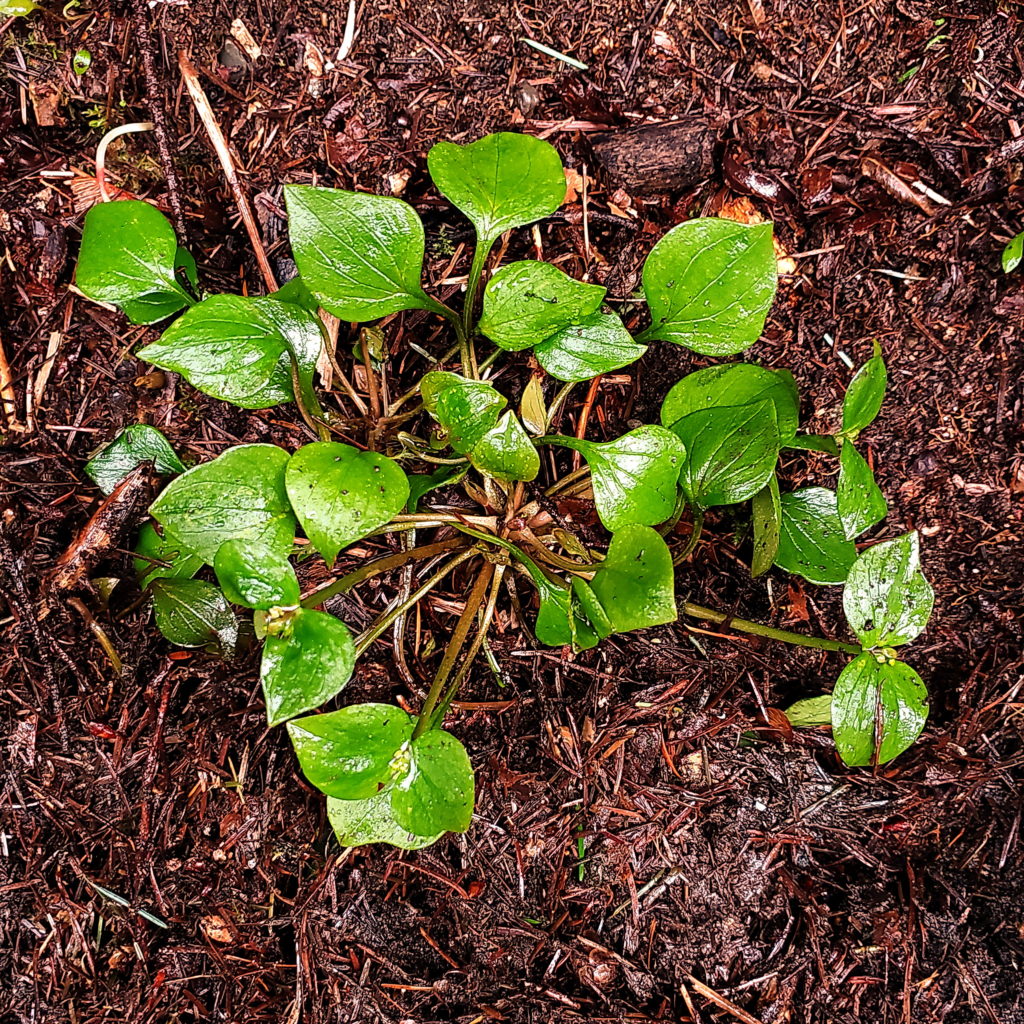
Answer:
[
  {"xmin": 178, "ymin": 51, "xmax": 277, "ymax": 292},
  {"xmin": 0, "ymin": 330, "xmax": 27, "ymax": 432}
]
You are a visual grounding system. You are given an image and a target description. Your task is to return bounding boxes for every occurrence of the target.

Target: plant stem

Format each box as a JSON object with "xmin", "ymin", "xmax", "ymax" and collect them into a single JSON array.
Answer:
[
  {"xmin": 462, "ymin": 241, "xmax": 490, "ymax": 340},
  {"xmin": 673, "ymin": 511, "xmax": 704, "ymax": 565},
  {"xmin": 682, "ymin": 602, "xmax": 862, "ymax": 655},
  {"xmin": 412, "ymin": 559, "xmax": 495, "ymax": 741}
]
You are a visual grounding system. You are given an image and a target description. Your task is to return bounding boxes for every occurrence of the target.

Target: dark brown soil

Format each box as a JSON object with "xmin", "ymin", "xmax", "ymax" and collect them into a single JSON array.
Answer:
[{"xmin": 2, "ymin": 1, "xmax": 1023, "ymax": 1022}]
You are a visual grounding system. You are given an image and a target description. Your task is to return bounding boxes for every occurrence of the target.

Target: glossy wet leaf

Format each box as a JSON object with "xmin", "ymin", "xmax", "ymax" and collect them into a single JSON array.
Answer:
[
  {"xmin": 785, "ymin": 433, "xmax": 839, "ymax": 456},
  {"xmin": 327, "ymin": 792, "xmax": 442, "ymax": 850},
  {"xmin": 571, "ymin": 577, "xmax": 615, "ymax": 640},
  {"xmin": 85, "ymin": 424, "xmax": 185, "ymax": 495},
  {"xmin": 660, "ymin": 363, "xmax": 800, "ymax": 440},
  {"xmin": 134, "ymin": 522, "xmax": 204, "ymax": 587},
  {"xmin": 546, "ymin": 426, "xmax": 685, "ymax": 531},
  {"xmin": 832, "ymin": 653, "xmax": 928, "ymax": 766},
  {"xmin": 76, "ymin": 200, "xmax": 194, "ymax": 324},
  {"xmin": 261, "ymin": 608, "xmax": 356, "ymax": 725},
  {"xmin": 138, "ymin": 294, "xmax": 322, "ymax": 410},
  {"xmin": 285, "ymin": 442, "xmax": 410, "ymax": 566},
  {"xmin": 427, "ymin": 133, "xmax": 565, "ymax": 245},
  {"xmin": 150, "ymin": 444, "xmax": 295, "ymax": 564},
  {"xmin": 784, "ymin": 694, "xmax": 833, "ymax": 729},
  {"xmin": 470, "ymin": 412, "xmax": 540, "ymax": 482},
  {"xmin": 519, "ymin": 375, "xmax": 548, "ymax": 435},
  {"xmin": 406, "ymin": 464, "xmax": 468, "ymax": 512},
  {"xmin": 478, "ymin": 260, "xmax": 605, "ymax": 351},
  {"xmin": 1002, "ymin": 230, "xmax": 1023, "ymax": 274},
  {"xmin": 287, "ymin": 703, "xmax": 413, "ymax": 798},
  {"xmin": 533, "ymin": 577, "xmax": 600, "ymax": 651},
  {"xmin": 214, "ymin": 538, "xmax": 300, "ymax": 610},
  {"xmin": 271, "ymin": 274, "xmax": 321, "ymax": 312},
  {"xmin": 775, "ymin": 487, "xmax": 856, "ymax": 585},
  {"xmin": 390, "ymin": 729, "xmax": 475, "ymax": 836},
  {"xmin": 842, "ymin": 344, "xmax": 887, "ymax": 435},
  {"xmin": 842, "ymin": 532, "xmax": 933, "ymax": 648},
  {"xmin": 837, "ymin": 442, "xmax": 887, "ymax": 540},
  {"xmin": 589, "ymin": 525, "xmax": 676, "ymax": 634},
  {"xmin": 285, "ymin": 185, "xmax": 436, "ymax": 321},
  {"xmin": 421, "ymin": 372, "xmax": 505, "ymax": 453},
  {"xmin": 534, "ymin": 311, "xmax": 647, "ymax": 383},
  {"xmin": 640, "ymin": 218, "xmax": 778, "ymax": 356},
  {"xmin": 670, "ymin": 400, "xmax": 780, "ymax": 509},
  {"xmin": 150, "ymin": 578, "xmax": 237, "ymax": 653},
  {"xmin": 750, "ymin": 474, "xmax": 781, "ymax": 577}
]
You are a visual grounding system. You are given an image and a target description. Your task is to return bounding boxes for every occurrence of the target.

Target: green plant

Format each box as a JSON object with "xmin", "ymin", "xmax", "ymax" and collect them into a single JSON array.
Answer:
[{"xmin": 75, "ymin": 132, "xmax": 936, "ymax": 850}]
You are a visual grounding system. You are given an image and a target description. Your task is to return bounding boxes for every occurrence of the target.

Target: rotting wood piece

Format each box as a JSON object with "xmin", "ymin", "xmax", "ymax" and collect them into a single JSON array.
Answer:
[{"xmin": 590, "ymin": 119, "xmax": 717, "ymax": 194}]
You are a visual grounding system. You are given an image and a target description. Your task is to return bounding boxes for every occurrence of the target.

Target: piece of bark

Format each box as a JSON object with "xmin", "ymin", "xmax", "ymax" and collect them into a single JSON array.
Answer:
[{"xmin": 590, "ymin": 120, "xmax": 717, "ymax": 194}]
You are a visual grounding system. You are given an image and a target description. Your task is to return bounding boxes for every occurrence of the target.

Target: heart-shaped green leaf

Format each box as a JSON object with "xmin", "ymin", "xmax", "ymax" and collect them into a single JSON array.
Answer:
[
  {"xmin": 75, "ymin": 200, "xmax": 194, "ymax": 324},
  {"xmin": 669, "ymin": 400, "xmax": 780, "ymax": 509},
  {"xmin": 545, "ymin": 426, "xmax": 685, "ymax": 531},
  {"xmin": 214, "ymin": 538, "xmax": 300, "ymax": 610},
  {"xmin": 150, "ymin": 444, "xmax": 295, "ymax": 564},
  {"xmin": 842, "ymin": 343, "xmax": 887, "ymax": 436},
  {"xmin": 134, "ymin": 522, "xmax": 204, "ymax": 588},
  {"xmin": 86, "ymin": 424, "xmax": 185, "ymax": 495},
  {"xmin": 151, "ymin": 578, "xmax": 237, "ymax": 654},
  {"xmin": 285, "ymin": 442, "xmax": 410, "ymax": 566},
  {"xmin": 534, "ymin": 311, "xmax": 647, "ymax": 383},
  {"xmin": 750, "ymin": 474, "xmax": 781, "ymax": 577},
  {"xmin": 660, "ymin": 363, "xmax": 800, "ymax": 440},
  {"xmin": 589, "ymin": 525, "xmax": 676, "ymax": 634},
  {"xmin": 288, "ymin": 703, "xmax": 414, "ymax": 798},
  {"xmin": 837, "ymin": 442, "xmax": 887, "ymax": 540},
  {"xmin": 784, "ymin": 694, "xmax": 832, "ymax": 728},
  {"xmin": 427, "ymin": 133, "xmax": 565, "ymax": 245},
  {"xmin": 390, "ymin": 728, "xmax": 475, "ymax": 836},
  {"xmin": 285, "ymin": 185, "xmax": 436, "ymax": 322},
  {"xmin": 421, "ymin": 371, "xmax": 505, "ymax": 453},
  {"xmin": 842, "ymin": 532, "xmax": 933, "ymax": 649},
  {"xmin": 137, "ymin": 294, "xmax": 322, "ymax": 410},
  {"xmin": 639, "ymin": 218, "xmax": 778, "ymax": 356},
  {"xmin": 774, "ymin": 487, "xmax": 856, "ymax": 585},
  {"xmin": 479, "ymin": 260, "xmax": 606, "ymax": 351},
  {"xmin": 470, "ymin": 412, "xmax": 540, "ymax": 482},
  {"xmin": 327, "ymin": 792, "xmax": 443, "ymax": 850},
  {"xmin": 261, "ymin": 608, "xmax": 356, "ymax": 725},
  {"xmin": 831, "ymin": 653, "xmax": 928, "ymax": 766}
]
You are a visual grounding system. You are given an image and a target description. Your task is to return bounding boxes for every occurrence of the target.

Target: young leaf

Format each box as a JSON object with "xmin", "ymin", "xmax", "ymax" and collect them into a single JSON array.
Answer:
[
  {"xmin": 75, "ymin": 200, "xmax": 194, "ymax": 324},
  {"xmin": 261, "ymin": 609, "xmax": 356, "ymax": 725},
  {"xmin": 478, "ymin": 260, "xmax": 605, "ymax": 351},
  {"xmin": 589, "ymin": 525, "xmax": 677, "ymax": 633},
  {"xmin": 660, "ymin": 363, "xmax": 800, "ymax": 440},
  {"xmin": 150, "ymin": 578, "xmax": 237, "ymax": 653},
  {"xmin": 545, "ymin": 426, "xmax": 685, "ymax": 531},
  {"xmin": 285, "ymin": 442, "xmax": 411, "ymax": 566},
  {"xmin": 86, "ymin": 424, "xmax": 185, "ymax": 495},
  {"xmin": 214, "ymin": 538, "xmax": 300, "ymax": 610},
  {"xmin": 750, "ymin": 474, "xmax": 781, "ymax": 577},
  {"xmin": 285, "ymin": 186, "xmax": 437, "ymax": 321},
  {"xmin": 150, "ymin": 444, "xmax": 295, "ymax": 564},
  {"xmin": 831, "ymin": 653, "xmax": 928, "ymax": 766},
  {"xmin": 427, "ymin": 133, "xmax": 565, "ymax": 245},
  {"xmin": 785, "ymin": 434, "xmax": 839, "ymax": 456},
  {"xmin": 1002, "ymin": 230, "xmax": 1023, "ymax": 274},
  {"xmin": 639, "ymin": 218, "xmax": 778, "ymax": 356},
  {"xmin": 670, "ymin": 400, "xmax": 780, "ymax": 509},
  {"xmin": 775, "ymin": 487, "xmax": 857, "ymax": 585},
  {"xmin": 134, "ymin": 522, "xmax": 203, "ymax": 587},
  {"xmin": 406, "ymin": 464, "xmax": 468, "ymax": 512},
  {"xmin": 287, "ymin": 704, "xmax": 414, "ymax": 798},
  {"xmin": 784, "ymin": 694, "xmax": 832, "ymax": 728},
  {"xmin": 533, "ymin": 576, "xmax": 600, "ymax": 651},
  {"xmin": 137, "ymin": 294, "xmax": 322, "ymax": 410},
  {"xmin": 271, "ymin": 274, "xmax": 321, "ymax": 312},
  {"xmin": 571, "ymin": 577, "xmax": 615, "ymax": 640},
  {"xmin": 327, "ymin": 793, "xmax": 442, "ymax": 850},
  {"xmin": 842, "ymin": 343, "xmax": 887, "ymax": 435},
  {"xmin": 534, "ymin": 311, "xmax": 647, "ymax": 383},
  {"xmin": 470, "ymin": 412, "xmax": 540, "ymax": 482},
  {"xmin": 421, "ymin": 371, "xmax": 505, "ymax": 453},
  {"xmin": 837, "ymin": 442, "xmax": 887, "ymax": 540},
  {"xmin": 390, "ymin": 729, "xmax": 475, "ymax": 836},
  {"xmin": 519, "ymin": 375, "xmax": 548, "ymax": 435},
  {"xmin": 842, "ymin": 532, "xmax": 933, "ymax": 649}
]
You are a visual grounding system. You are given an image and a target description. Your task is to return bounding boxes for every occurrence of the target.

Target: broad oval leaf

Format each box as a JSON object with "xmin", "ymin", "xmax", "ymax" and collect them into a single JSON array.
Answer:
[
  {"xmin": 421, "ymin": 371, "xmax": 505, "ymax": 453},
  {"xmin": 470, "ymin": 412, "xmax": 540, "ymax": 482},
  {"xmin": 150, "ymin": 578, "xmax": 237, "ymax": 654},
  {"xmin": 287, "ymin": 703, "xmax": 414, "ymax": 798},
  {"xmin": 150, "ymin": 444, "xmax": 295, "ymax": 564},
  {"xmin": 214, "ymin": 538, "xmax": 300, "ymax": 610},
  {"xmin": 831, "ymin": 653, "xmax": 928, "ymax": 766},
  {"xmin": 534, "ymin": 311, "xmax": 647, "ymax": 383},
  {"xmin": 285, "ymin": 185, "xmax": 434, "ymax": 321},
  {"xmin": 589, "ymin": 525, "xmax": 677, "ymax": 634},
  {"xmin": 285, "ymin": 442, "xmax": 410, "ymax": 566},
  {"xmin": 137, "ymin": 294, "xmax": 322, "ymax": 410},
  {"xmin": 261, "ymin": 608, "xmax": 356, "ymax": 725},
  {"xmin": 134, "ymin": 522, "xmax": 204, "ymax": 587},
  {"xmin": 660, "ymin": 363, "xmax": 800, "ymax": 440},
  {"xmin": 784, "ymin": 694, "xmax": 833, "ymax": 729},
  {"xmin": 76, "ymin": 200, "xmax": 194, "ymax": 324},
  {"xmin": 670, "ymin": 400, "xmax": 780, "ymax": 509},
  {"xmin": 775, "ymin": 487, "xmax": 856, "ymax": 585},
  {"xmin": 327, "ymin": 792, "xmax": 442, "ymax": 850},
  {"xmin": 837, "ymin": 442, "xmax": 887, "ymax": 540},
  {"xmin": 842, "ymin": 532, "xmax": 933, "ymax": 648},
  {"xmin": 546, "ymin": 426, "xmax": 685, "ymax": 531},
  {"xmin": 750, "ymin": 474, "xmax": 781, "ymax": 577},
  {"xmin": 427, "ymin": 132, "xmax": 565, "ymax": 244},
  {"xmin": 479, "ymin": 260, "xmax": 606, "ymax": 351},
  {"xmin": 640, "ymin": 218, "xmax": 778, "ymax": 356},
  {"xmin": 391, "ymin": 728, "xmax": 475, "ymax": 836},
  {"xmin": 842, "ymin": 344, "xmax": 887, "ymax": 435},
  {"xmin": 86, "ymin": 424, "xmax": 185, "ymax": 495}
]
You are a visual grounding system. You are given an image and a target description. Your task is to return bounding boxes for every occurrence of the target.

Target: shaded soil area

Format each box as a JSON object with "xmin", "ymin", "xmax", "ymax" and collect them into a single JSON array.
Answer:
[{"xmin": 2, "ymin": 1, "xmax": 1024, "ymax": 1022}]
